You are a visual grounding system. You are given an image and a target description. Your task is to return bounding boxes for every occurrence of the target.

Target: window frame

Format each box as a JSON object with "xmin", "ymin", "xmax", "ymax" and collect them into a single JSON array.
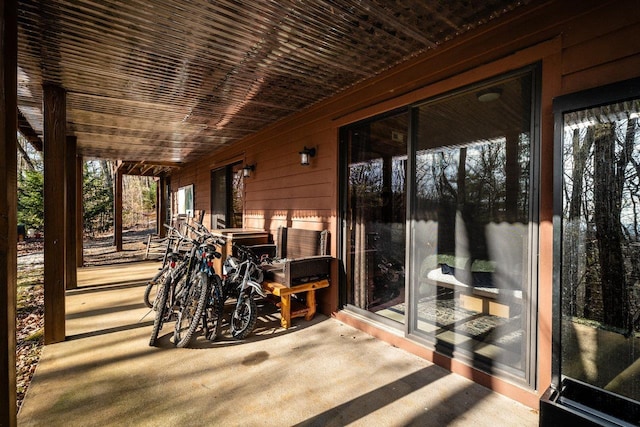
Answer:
[
  {"xmin": 176, "ymin": 184, "xmax": 194, "ymax": 217},
  {"xmin": 210, "ymin": 161, "xmax": 243, "ymax": 230},
  {"xmin": 551, "ymin": 76, "xmax": 640, "ymax": 390},
  {"xmin": 338, "ymin": 106, "xmax": 410, "ymax": 328},
  {"xmin": 406, "ymin": 64, "xmax": 541, "ymax": 387},
  {"xmin": 338, "ymin": 64, "xmax": 541, "ymax": 388}
]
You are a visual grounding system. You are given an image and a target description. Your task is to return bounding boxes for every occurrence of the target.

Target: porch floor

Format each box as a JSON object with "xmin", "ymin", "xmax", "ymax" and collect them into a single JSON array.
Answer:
[{"xmin": 17, "ymin": 261, "xmax": 538, "ymax": 426}]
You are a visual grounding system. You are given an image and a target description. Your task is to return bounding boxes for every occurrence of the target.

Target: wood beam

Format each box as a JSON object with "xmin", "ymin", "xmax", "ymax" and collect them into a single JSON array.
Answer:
[
  {"xmin": 76, "ymin": 155, "xmax": 84, "ymax": 267},
  {"xmin": 0, "ymin": 0, "xmax": 18, "ymax": 424},
  {"xmin": 141, "ymin": 164, "xmax": 154, "ymax": 175},
  {"xmin": 114, "ymin": 169, "xmax": 123, "ymax": 251},
  {"xmin": 17, "ymin": 109, "xmax": 43, "ymax": 151},
  {"xmin": 65, "ymin": 136, "xmax": 77, "ymax": 290},
  {"xmin": 43, "ymin": 84, "xmax": 67, "ymax": 345}
]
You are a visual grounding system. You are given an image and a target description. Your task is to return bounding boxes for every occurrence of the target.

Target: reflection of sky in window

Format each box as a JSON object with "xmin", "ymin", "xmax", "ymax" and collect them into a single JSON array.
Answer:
[
  {"xmin": 392, "ymin": 156, "xmax": 407, "ymax": 193},
  {"xmin": 349, "ymin": 159, "xmax": 383, "ymax": 193},
  {"xmin": 415, "ymin": 137, "xmax": 507, "ymax": 198},
  {"xmin": 349, "ymin": 155, "xmax": 408, "ymax": 194}
]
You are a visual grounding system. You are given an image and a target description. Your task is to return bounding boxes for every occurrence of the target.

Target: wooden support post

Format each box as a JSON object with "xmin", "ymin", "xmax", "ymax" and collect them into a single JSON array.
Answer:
[
  {"xmin": 162, "ymin": 176, "xmax": 169, "ymax": 236},
  {"xmin": 305, "ymin": 289, "xmax": 317, "ymax": 321},
  {"xmin": 76, "ymin": 155, "xmax": 84, "ymax": 267},
  {"xmin": 43, "ymin": 83, "xmax": 67, "ymax": 345},
  {"xmin": 65, "ymin": 136, "xmax": 77, "ymax": 289},
  {"xmin": 114, "ymin": 169, "xmax": 123, "ymax": 251},
  {"xmin": 0, "ymin": 0, "xmax": 18, "ymax": 423},
  {"xmin": 155, "ymin": 178, "xmax": 160, "ymax": 235},
  {"xmin": 156, "ymin": 176, "xmax": 165, "ymax": 237}
]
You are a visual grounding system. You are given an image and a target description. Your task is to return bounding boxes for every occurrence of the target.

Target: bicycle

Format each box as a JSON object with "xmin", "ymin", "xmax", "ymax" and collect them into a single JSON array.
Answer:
[
  {"xmin": 149, "ymin": 222, "xmax": 207, "ymax": 347},
  {"xmin": 143, "ymin": 224, "xmax": 188, "ymax": 309},
  {"xmin": 223, "ymin": 244, "xmax": 267, "ymax": 340},
  {"xmin": 149, "ymin": 247, "xmax": 188, "ymax": 346},
  {"xmin": 173, "ymin": 223, "xmax": 225, "ymax": 347}
]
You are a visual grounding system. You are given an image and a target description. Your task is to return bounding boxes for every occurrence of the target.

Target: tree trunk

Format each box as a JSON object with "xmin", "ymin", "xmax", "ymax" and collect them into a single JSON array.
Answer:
[
  {"xmin": 566, "ymin": 127, "xmax": 593, "ymax": 317},
  {"xmin": 593, "ymin": 122, "xmax": 630, "ymax": 330}
]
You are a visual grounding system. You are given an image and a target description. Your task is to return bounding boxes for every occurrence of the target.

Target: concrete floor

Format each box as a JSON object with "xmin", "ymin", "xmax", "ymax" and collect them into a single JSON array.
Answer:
[{"xmin": 18, "ymin": 261, "xmax": 538, "ymax": 426}]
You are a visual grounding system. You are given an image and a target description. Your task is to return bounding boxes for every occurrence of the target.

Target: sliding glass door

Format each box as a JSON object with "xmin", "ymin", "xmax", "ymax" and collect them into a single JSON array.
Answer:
[
  {"xmin": 340, "ymin": 67, "xmax": 538, "ymax": 381},
  {"xmin": 410, "ymin": 69, "xmax": 537, "ymax": 378},
  {"xmin": 340, "ymin": 67, "xmax": 538, "ymax": 385},
  {"xmin": 342, "ymin": 109, "xmax": 408, "ymax": 324}
]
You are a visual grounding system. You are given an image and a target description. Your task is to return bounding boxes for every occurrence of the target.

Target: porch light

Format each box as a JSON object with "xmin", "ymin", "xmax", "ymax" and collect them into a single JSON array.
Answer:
[
  {"xmin": 476, "ymin": 88, "xmax": 502, "ymax": 102},
  {"xmin": 299, "ymin": 146, "xmax": 316, "ymax": 166},
  {"xmin": 242, "ymin": 164, "xmax": 255, "ymax": 178}
]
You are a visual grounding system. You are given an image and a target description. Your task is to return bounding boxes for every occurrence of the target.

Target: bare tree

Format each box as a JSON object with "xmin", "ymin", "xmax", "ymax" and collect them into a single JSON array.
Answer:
[
  {"xmin": 565, "ymin": 127, "xmax": 594, "ymax": 317},
  {"xmin": 593, "ymin": 119, "xmax": 637, "ymax": 330}
]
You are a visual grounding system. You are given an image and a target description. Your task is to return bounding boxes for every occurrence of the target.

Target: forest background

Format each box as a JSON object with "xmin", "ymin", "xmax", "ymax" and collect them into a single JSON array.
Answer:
[{"xmin": 17, "ymin": 133, "xmax": 157, "ymax": 234}]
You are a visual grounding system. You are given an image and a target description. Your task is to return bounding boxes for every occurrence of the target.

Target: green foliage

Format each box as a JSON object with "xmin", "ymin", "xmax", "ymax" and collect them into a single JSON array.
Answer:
[
  {"xmin": 17, "ymin": 170, "xmax": 44, "ymax": 230},
  {"xmin": 142, "ymin": 181, "xmax": 157, "ymax": 211},
  {"xmin": 83, "ymin": 162, "xmax": 113, "ymax": 233}
]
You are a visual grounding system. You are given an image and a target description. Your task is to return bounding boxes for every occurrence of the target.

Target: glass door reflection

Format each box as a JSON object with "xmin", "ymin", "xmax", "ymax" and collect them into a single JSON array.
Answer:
[{"xmin": 344, "ymin": 110, "xmax": 408, "ymax": 324}]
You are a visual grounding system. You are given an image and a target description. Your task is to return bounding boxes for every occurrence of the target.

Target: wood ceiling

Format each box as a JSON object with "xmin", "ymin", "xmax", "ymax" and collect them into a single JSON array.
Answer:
[{"xmin": 17, "ymin": 0, "xmax": 531, "ymax": 175}]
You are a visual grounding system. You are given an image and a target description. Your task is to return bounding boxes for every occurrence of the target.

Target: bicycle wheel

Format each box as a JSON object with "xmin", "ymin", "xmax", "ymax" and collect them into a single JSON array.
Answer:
[
  {"xmin": 143, "ymin": 264, "xmax": 170, "ymax": 308},
  {"xmin": 205, "ymin": 275, "xmax": 225, "ymax": 341},
  {"xmin": 149, "ymin": 274, "xmax": 171, "ymax": 346},
  {"xmin": 174, "ymin": 271, "xmax": 208, "ymax": 348},
  {"xmin": 230, "ymin": 294, "xmax": 257, "ymax": 340}
]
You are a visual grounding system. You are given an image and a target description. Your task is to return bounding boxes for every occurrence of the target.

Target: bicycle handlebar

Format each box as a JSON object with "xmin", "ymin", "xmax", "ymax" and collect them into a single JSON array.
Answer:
[
  {"xmin": 232, "ymin": 243, "xmax": 262, "ymax": 263},
  {"xmin": 183, "ymin": 222, "xmax": 226, "ymax": 246}
]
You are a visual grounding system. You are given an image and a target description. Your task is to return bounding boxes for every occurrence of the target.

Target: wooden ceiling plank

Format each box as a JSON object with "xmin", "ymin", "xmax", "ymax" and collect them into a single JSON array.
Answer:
[{"xmin": 16, "ymin": 0, "xmax": 532, "ymax": 163}]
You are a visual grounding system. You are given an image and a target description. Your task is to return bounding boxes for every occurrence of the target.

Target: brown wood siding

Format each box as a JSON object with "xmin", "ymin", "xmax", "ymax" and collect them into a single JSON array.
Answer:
[{"xmin": 169, "ymin": 0, "xmax": 640, "ymax": 408}]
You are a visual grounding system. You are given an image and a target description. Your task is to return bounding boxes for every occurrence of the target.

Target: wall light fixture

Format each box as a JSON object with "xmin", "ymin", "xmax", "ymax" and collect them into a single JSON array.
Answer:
[
  {"xmin": 242, "ymin": 164, "xmax": 255, "ymax": 178},
  {"xmin": 299, "ymin": 146, "xmax": 316, "ymax": 166}
]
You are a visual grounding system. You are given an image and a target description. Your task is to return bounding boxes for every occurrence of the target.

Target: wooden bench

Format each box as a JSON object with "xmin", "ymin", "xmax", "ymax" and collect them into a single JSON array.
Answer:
[
  {"xmin": 261, "ymin": 279, "xmax": 330, "ymax": 329},
  {"xmin": 422, "ymin": 267, "xmax": 522, "ymax": 318},
  {"xmin": 251, "ymin": 227, "xmax": 331, "ymax": 329}
]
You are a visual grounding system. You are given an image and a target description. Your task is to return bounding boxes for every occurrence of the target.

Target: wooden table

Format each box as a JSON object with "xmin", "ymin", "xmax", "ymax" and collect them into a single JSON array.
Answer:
[
  {"xmin": 209, "ymin": 228, "xmax": 270, "ymax": 275},
  {"xmin": 261, "ymin": 279, "xmax": 330, "ymax": 329}
]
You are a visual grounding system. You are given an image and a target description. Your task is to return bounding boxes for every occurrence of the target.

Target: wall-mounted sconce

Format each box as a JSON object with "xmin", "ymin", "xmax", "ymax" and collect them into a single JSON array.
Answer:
[
  {"xmin": 242, "ymin": 164, "xmax": 255, "ymax": 178},
  {"xmin": 476, "ymin": 88, "xmax": 502, "ymax": 103},
  {"xmin": 299, "ymin": 146, "xmax": 316, "ymax": 166}
]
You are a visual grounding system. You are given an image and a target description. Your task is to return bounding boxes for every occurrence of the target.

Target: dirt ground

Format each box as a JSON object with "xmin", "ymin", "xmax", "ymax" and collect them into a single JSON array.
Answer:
[{"xmin": 16, "ymin": 227, "xmax": 160, "ymax": 412}]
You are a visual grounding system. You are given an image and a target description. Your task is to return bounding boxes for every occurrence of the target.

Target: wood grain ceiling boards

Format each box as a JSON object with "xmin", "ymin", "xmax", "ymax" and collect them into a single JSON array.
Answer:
[{"xmin": 16, "ymin": 0, "xmax": 530, "ymax": 175}]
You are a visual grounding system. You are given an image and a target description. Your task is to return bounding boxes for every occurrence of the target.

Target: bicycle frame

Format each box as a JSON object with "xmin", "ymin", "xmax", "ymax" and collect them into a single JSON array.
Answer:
[{"xmin": 232, "ymin": 247, "xmax": 267, "ymax": 306}]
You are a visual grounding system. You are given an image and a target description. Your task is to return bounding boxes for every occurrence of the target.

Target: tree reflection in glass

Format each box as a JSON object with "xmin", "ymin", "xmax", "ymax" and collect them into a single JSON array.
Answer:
[
  {"xmin": 561, "ymin": 100, "xmax": 640, "ymax": 401},
  {"xmin": 411, "ymin": 70, "xmax": 534, "ymax": 377}
]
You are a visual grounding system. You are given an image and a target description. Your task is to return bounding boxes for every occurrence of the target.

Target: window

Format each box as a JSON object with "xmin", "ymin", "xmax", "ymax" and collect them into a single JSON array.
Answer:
[
  {"xmin": 409, "ymin": 67, "xmax": 538, "ymax": 379},
  {"xmin": 342, "ymin": 109, "xmax": 408, "ymax": 325},
  {"xmin": 340, "ymin": 66, "xmax": 539, "ymax": 381},
  {"xmin": 211, "ymin": 162, "xmax": 244, "ymax": 229},
  {"xmin": 177, "ymin": 184, "xmax": 194, "ymax": 217},
  {"xmin": 554, "ymin": 78, "xmax": 640, "ymax": 407}
]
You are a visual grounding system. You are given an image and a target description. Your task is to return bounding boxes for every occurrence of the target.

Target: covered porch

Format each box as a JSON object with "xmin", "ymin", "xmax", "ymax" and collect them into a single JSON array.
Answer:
[
  {"xmin": 3, "ymin": 1, "xmax": 550, "ymax": 422},
  {"xmin": 17, "ymin": 262, "xmax": 537, "ymax": 426},
  {"xmin": 4, "ymin": 0, "xmax": 640, "ymax": 424}
]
